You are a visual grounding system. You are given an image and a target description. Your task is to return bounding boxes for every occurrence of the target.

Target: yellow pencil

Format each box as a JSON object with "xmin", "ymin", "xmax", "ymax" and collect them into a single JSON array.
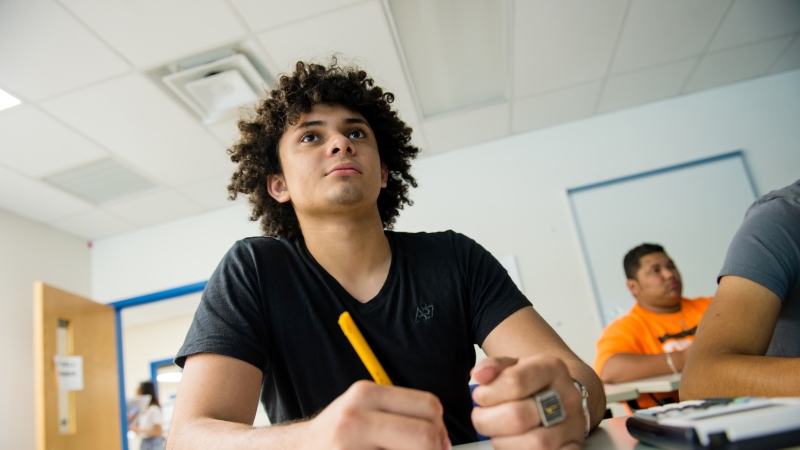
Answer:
[{"xmin": 338, "ymin": 311, "xmax": 393, "ymax": 386}]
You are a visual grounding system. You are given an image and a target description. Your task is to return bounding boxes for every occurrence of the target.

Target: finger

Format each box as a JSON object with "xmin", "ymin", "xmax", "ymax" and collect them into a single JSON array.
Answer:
[
  {"xmin": 490, "ymin": 421, "xmax": 581, "ymax": 450},
  {"xmin": 361, "ymin": 410, "xmax": 449, "ymax": 450},
  {"xmin": 471, "ymin": 397, "xmax": 541, "ymax": 437},
  {"xmin": 473, "ymin": 356, "xmax": 566, "ymax": 407},
  {"xmin": 347, "ymin": 381, "xmax": 444, "ymax": 422},
  {"xmin": 470, "ymin": 357, "xmax": 518, "ymax": 385}
]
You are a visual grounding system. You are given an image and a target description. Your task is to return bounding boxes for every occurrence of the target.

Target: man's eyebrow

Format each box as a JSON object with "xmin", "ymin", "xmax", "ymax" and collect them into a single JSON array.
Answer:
[
  {"xmin": 293, "ymin": 118, "xmax": 368, "ymax": 129},
  {"xmin": 343, "ymin": 117, "xmax": 369, "ymax": 125},
  {"xmin": 297, "ymin": 120, "xmax": 325, "ymax": 129}
]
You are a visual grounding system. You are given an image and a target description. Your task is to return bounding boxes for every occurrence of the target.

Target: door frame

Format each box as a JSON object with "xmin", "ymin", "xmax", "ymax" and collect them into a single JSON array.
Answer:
[{"xmin": 107, "ymin": 281, "xmax": 207, "ymax": 450}]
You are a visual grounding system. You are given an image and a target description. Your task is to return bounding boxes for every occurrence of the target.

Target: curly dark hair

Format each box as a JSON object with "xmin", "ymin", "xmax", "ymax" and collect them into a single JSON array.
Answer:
[{"xmin": 227, "ymin": 59, "xmax": 420, "ymax": 239}]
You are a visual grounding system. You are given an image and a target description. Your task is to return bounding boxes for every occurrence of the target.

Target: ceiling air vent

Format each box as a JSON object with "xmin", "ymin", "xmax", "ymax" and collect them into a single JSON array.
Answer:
[
  {"xmin": 44, "ymin": 159, "xmax": 158, "ymax": 205},
  {"xmin": 163, "ymin": 53, "xmax": 267, "ymax": 125}
]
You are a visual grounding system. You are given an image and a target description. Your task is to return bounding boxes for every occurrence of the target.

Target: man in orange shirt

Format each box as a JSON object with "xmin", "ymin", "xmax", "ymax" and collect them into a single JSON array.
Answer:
[{"xmin": 594, "ymin": 243, "xmax": 711, "ymax": 408}]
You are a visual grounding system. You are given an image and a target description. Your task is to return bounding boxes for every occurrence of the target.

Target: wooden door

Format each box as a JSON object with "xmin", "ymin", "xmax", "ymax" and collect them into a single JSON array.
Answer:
[{"xmin": 33, "ymin": 282, "xmax": 121, "ymax": 450}]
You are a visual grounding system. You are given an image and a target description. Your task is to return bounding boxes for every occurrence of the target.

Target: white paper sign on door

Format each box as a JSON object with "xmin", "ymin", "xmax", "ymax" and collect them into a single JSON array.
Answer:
[{"xmin": 54, "ymin": 356, "xmax": 84, "ymax": 391}]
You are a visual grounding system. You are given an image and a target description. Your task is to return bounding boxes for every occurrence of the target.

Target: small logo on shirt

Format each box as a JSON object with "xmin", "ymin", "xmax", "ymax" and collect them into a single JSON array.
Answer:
[{"xmin": 415, "ymin": 303, "xmax": 434, "ymax": 323}]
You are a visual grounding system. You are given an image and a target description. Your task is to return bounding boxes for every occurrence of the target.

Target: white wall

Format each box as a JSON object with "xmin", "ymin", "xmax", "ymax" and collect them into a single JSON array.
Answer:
[
  {"xmin": 0, "ymin": 209, "xmax": 91, "ymax": 450},
  {"xmin": 92, "ymin": 69, "xmax": 800, "ymax": 364}
]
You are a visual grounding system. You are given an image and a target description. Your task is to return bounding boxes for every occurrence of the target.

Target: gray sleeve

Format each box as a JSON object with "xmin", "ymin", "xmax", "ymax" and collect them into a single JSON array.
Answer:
[{"xmin": 718, "ymin": 197, "xmax": 800, "ymax": 303}]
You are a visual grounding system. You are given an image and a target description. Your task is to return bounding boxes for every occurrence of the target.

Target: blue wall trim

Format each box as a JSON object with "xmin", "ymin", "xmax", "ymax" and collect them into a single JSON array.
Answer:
[
  {"xmin": 109, "ymin": 281, "xmax": 207, "ymax": 310},
  {"xmin": 112, "ymin": 281, "xmax": 207, "ymax": 449},
  {"xmin": 567, "ymin": 150, "xmax": 746, "ymax": 194}
]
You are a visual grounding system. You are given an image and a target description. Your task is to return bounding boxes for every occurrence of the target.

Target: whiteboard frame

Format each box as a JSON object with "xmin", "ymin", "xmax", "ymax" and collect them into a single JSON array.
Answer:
[{"xmin": 567, "ymin": 150, "xmax": 758, "ymax": 326}]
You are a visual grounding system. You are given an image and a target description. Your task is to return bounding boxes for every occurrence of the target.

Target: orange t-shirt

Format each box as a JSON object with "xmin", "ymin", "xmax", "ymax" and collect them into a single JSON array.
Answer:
[{"xmin": 595, "ymin": 297, "xmax": 712, "ymax": 408}]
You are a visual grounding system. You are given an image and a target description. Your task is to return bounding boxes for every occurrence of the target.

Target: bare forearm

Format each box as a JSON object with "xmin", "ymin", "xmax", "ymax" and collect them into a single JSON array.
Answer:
[
  {"xmin": 601, "ymin": 352, "xmax": 683, "ymax": 384},
  {"xmin": 167, "ymin": 417, "xmax": 308, "ymax": 450},
  {"xmin": 681, "ymin": 354, "xmax": 800, "ymax": 400},
  {"xmin": 565, "ymin": 359, "xmax": 605, "ymax": 429}
]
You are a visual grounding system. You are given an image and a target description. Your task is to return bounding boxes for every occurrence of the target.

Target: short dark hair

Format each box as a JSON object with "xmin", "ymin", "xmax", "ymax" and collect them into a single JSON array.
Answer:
[
  {"xmin": 227, "ymin": 59, "xmax": 420, "ymax": 239},
  {"xmin": 623, "ymin": 243, "xmax": 666, "ymax": 280},
  {"xmin": 139, "ymin": 380, "xmax": 159, "ymax": 407}
]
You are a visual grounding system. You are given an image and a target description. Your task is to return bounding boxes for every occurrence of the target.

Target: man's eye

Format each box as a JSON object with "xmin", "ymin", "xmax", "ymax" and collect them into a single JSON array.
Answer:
[
  {"xmin": 301, "ymin": 133, "xmax": 318, "ymax": 143},
  {"xmin": 349, "ymin": 129, "xmax": 365, "ymax": 139}
]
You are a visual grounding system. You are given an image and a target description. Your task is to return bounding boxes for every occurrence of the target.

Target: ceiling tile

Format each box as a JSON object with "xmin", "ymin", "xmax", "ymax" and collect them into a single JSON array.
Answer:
[
  {"xmin": 229, "ymin": 0, "xmax": 361, "ymax": 32},
  {"xmin": 206, "ymin": 117, "xmax": 242, "ymax": 147},
  {"xmin": 0, "ymin": 165, "xmax": 93, "ymax": 222},
  {"xmin": 176, "ymin": 174, "xmax": 239, "ymax": 210},
  {"xmin": 770, "ymin": 35, "xmax": 800, "ymax": 74},
  {"xmin": 59, "ymin": 0, "xmax": 247, "ymax": 68},
  {"xmin": 257, "ymin": 1, "xmax": 425, "ymax": 148},
  {"xmin": 389, "ymin": 0, "xmax": 505, "ymax": 116},
  {"xmin": 103, "ymin": 190, "xmax": 204, "ymax": 227},
  {"xmin": 41, "ymin": 74, "xmax": 234, "ymax": 186},
  {"xmin": 684, "ymin": 36, "xmax": 793, "ymax": 93},
  {"xmin": 422, "ymin": 102, "xmax": 509, "ymax": 155},
  {"xmin": 0, "ymin": 105, "xmax": 107, "ymax": 177},
  {"xmin": 709, "ymin": 0, "xmax": 800, "ymax": 51},
  {"xmin": 512, "ymin": 81, "xmax": 602, "ymax": 134},
  {"xmin": 598, "ymin": 59, "xmax": 697, "ymax": 113},
  {"xmin": 513, "ymin": 0, "xmax": 628, "ymax": 98},
  {"xmin": 0, "ymin": 0, "xmax": 130, "ymax": 101},
  {"xmin": 49, "ymin": 209, "xmax": 137, "ymax": 240},
  {"xmin": 611, "ymin": 0, "xmax": 731, "ymax": 75}
]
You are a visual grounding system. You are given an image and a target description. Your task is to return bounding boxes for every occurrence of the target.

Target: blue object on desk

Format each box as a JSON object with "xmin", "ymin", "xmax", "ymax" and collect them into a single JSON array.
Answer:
[{"xmin": 470, "ymin": 384, "xmax": 490, "ymax": 442}]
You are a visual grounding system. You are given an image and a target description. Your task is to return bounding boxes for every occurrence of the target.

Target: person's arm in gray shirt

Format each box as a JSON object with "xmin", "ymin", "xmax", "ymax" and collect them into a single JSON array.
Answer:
[{"xmin": 681, "ymin": 191, "xmax": 800, "ymax": 399}]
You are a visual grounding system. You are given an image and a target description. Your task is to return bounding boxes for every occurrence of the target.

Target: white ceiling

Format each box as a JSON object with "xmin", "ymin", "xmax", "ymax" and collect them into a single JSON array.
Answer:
[{"xmin": 0, "ymin": 0, "xmax": 798, "ymax": 241}]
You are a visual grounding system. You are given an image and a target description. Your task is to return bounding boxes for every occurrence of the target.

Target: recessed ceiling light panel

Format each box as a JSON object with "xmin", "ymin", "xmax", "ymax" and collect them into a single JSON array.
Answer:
[{"xmin": 44, "ymin": 159, "xmax": 158, "ymax": 205}]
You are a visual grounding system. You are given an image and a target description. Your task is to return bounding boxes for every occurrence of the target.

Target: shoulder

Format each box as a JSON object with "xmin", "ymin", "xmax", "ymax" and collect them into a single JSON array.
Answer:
[
  {"xmin": 685, "ymin": 296, "xmax": 712, "ymax": 309},
  {"xmin": 599, "ymin": 310, "xmax": 642, "ymax": 339},
  {"xmin": 744, "ymin": 181, "xmax": 800, "ymax": 225},
  {"xmin": 389, "ymin": 230, "xmax": 480, "ymax": 256},
  {"xmin": 225, "ymin": 236, "xmax": 298, "ymax": 263}
]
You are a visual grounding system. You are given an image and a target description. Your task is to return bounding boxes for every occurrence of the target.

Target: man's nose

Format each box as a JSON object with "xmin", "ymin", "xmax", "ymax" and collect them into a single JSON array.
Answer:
[{"xmin": 328, "ymin": 133, "xmax": 355, "ymax": 156}]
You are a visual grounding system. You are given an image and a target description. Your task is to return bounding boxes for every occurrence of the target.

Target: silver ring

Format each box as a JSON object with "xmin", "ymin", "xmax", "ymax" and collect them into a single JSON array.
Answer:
[{"xmin": 535, "ymin": 389, "xmax": 566, "ymax": 427}]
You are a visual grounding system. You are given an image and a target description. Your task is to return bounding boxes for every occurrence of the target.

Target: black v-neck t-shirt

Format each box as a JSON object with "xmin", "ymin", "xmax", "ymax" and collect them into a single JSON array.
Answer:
[{"xmin": 176, "ymin": 230, "xmax": 530, "ymax": 444}]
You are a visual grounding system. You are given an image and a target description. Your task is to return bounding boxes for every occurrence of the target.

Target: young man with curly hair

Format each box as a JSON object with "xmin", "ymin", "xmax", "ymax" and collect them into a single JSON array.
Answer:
[{"xmin": 168, "ymin": 61, "xmax": 604, "ymax": 450}]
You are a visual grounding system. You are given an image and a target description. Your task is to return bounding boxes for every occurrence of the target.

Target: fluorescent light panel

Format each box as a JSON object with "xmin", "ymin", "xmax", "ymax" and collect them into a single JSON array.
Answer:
[
  {"xmin": 0, "ymin": 88, "xmax": 21, "ymax": 111},
  {"xmin": 388, "ymin": 0, "xmax": 506, "ymax": 117},
  {"xmin": 44, "ymin": 158, "xmax": 158, "ymax": 205}
]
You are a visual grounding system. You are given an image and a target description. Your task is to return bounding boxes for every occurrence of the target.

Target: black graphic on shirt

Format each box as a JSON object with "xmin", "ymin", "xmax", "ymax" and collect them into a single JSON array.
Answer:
[
  {"xmin": 415, "ymin": 304, "xmax": 434, "ymax": 323},
  {"xmin": 658, "ymin": 326, "xmax": 697, "ymax": 343}
]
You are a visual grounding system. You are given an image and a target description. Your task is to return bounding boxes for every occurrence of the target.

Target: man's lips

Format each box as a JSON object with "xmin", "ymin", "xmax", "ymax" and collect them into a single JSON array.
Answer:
[{"xmin": 327, "ymin": 163, "xmax": 361, "ymax": 175}]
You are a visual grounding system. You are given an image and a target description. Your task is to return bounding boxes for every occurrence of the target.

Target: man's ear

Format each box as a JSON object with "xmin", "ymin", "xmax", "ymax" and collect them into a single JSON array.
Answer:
[
  {"xmin": 266, "ymin": 174, "xmax": 290, "ymax": 203},
  {"xmin": 380, "ymin": 162, "xmax": 388, "ymax": 188},
  {"xmin": 626, "ymin": 278, "xmax": 640, "ymax": 297}
]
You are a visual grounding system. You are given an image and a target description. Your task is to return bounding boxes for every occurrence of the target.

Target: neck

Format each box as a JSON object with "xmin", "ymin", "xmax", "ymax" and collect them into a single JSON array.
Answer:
[
  {"xmin": 638, "ymin": 300, "xmax": 682, "ymax": 314},
  {"xmin": 297, "ymin": 206, "xmax": 391, "ymax": 301}
]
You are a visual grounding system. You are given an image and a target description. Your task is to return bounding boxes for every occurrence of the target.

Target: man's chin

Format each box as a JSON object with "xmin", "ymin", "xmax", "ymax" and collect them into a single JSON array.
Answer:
[{"xmin": 327, "ymin": 186, "xmax": 365, "ymax": 206}]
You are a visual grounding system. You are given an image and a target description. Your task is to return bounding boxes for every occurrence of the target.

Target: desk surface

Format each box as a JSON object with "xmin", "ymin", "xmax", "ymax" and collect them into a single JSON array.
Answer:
[
  {"xmin": 605, "ymin": 373, "xmax": 681, "ymax": 395},
  {"xmin": 605, "ymin": 384, "xmax": 639, "ymax": 404},
  {"xmin": 454, "ymin": 417, "xmax": 654, "ymax": 450}
]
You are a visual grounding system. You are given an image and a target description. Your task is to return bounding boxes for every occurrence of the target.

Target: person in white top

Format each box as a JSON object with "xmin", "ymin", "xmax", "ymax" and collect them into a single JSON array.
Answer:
[{"xmin": 130, "ymin": 381, "xmax": 164, "ymax": 450}]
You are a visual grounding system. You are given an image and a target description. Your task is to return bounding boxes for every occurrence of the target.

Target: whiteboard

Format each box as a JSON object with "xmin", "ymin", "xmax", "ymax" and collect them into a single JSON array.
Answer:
[{"xmin": 569, "ymin": 152, "xmax": 756, "ymax": 326}]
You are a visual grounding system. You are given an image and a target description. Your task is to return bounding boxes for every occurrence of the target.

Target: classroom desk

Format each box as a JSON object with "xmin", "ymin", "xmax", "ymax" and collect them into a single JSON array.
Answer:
[
  {"xmin": 605, "ymin": 373, "xmax": 681, "ymax": 395},
  {"xmin": 454, "ymin": 416, "xmax": 653, "ymax": 449},
  {"xmin": 605, "ymin": 384, "xmax": 640, "ymax": 404}
]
